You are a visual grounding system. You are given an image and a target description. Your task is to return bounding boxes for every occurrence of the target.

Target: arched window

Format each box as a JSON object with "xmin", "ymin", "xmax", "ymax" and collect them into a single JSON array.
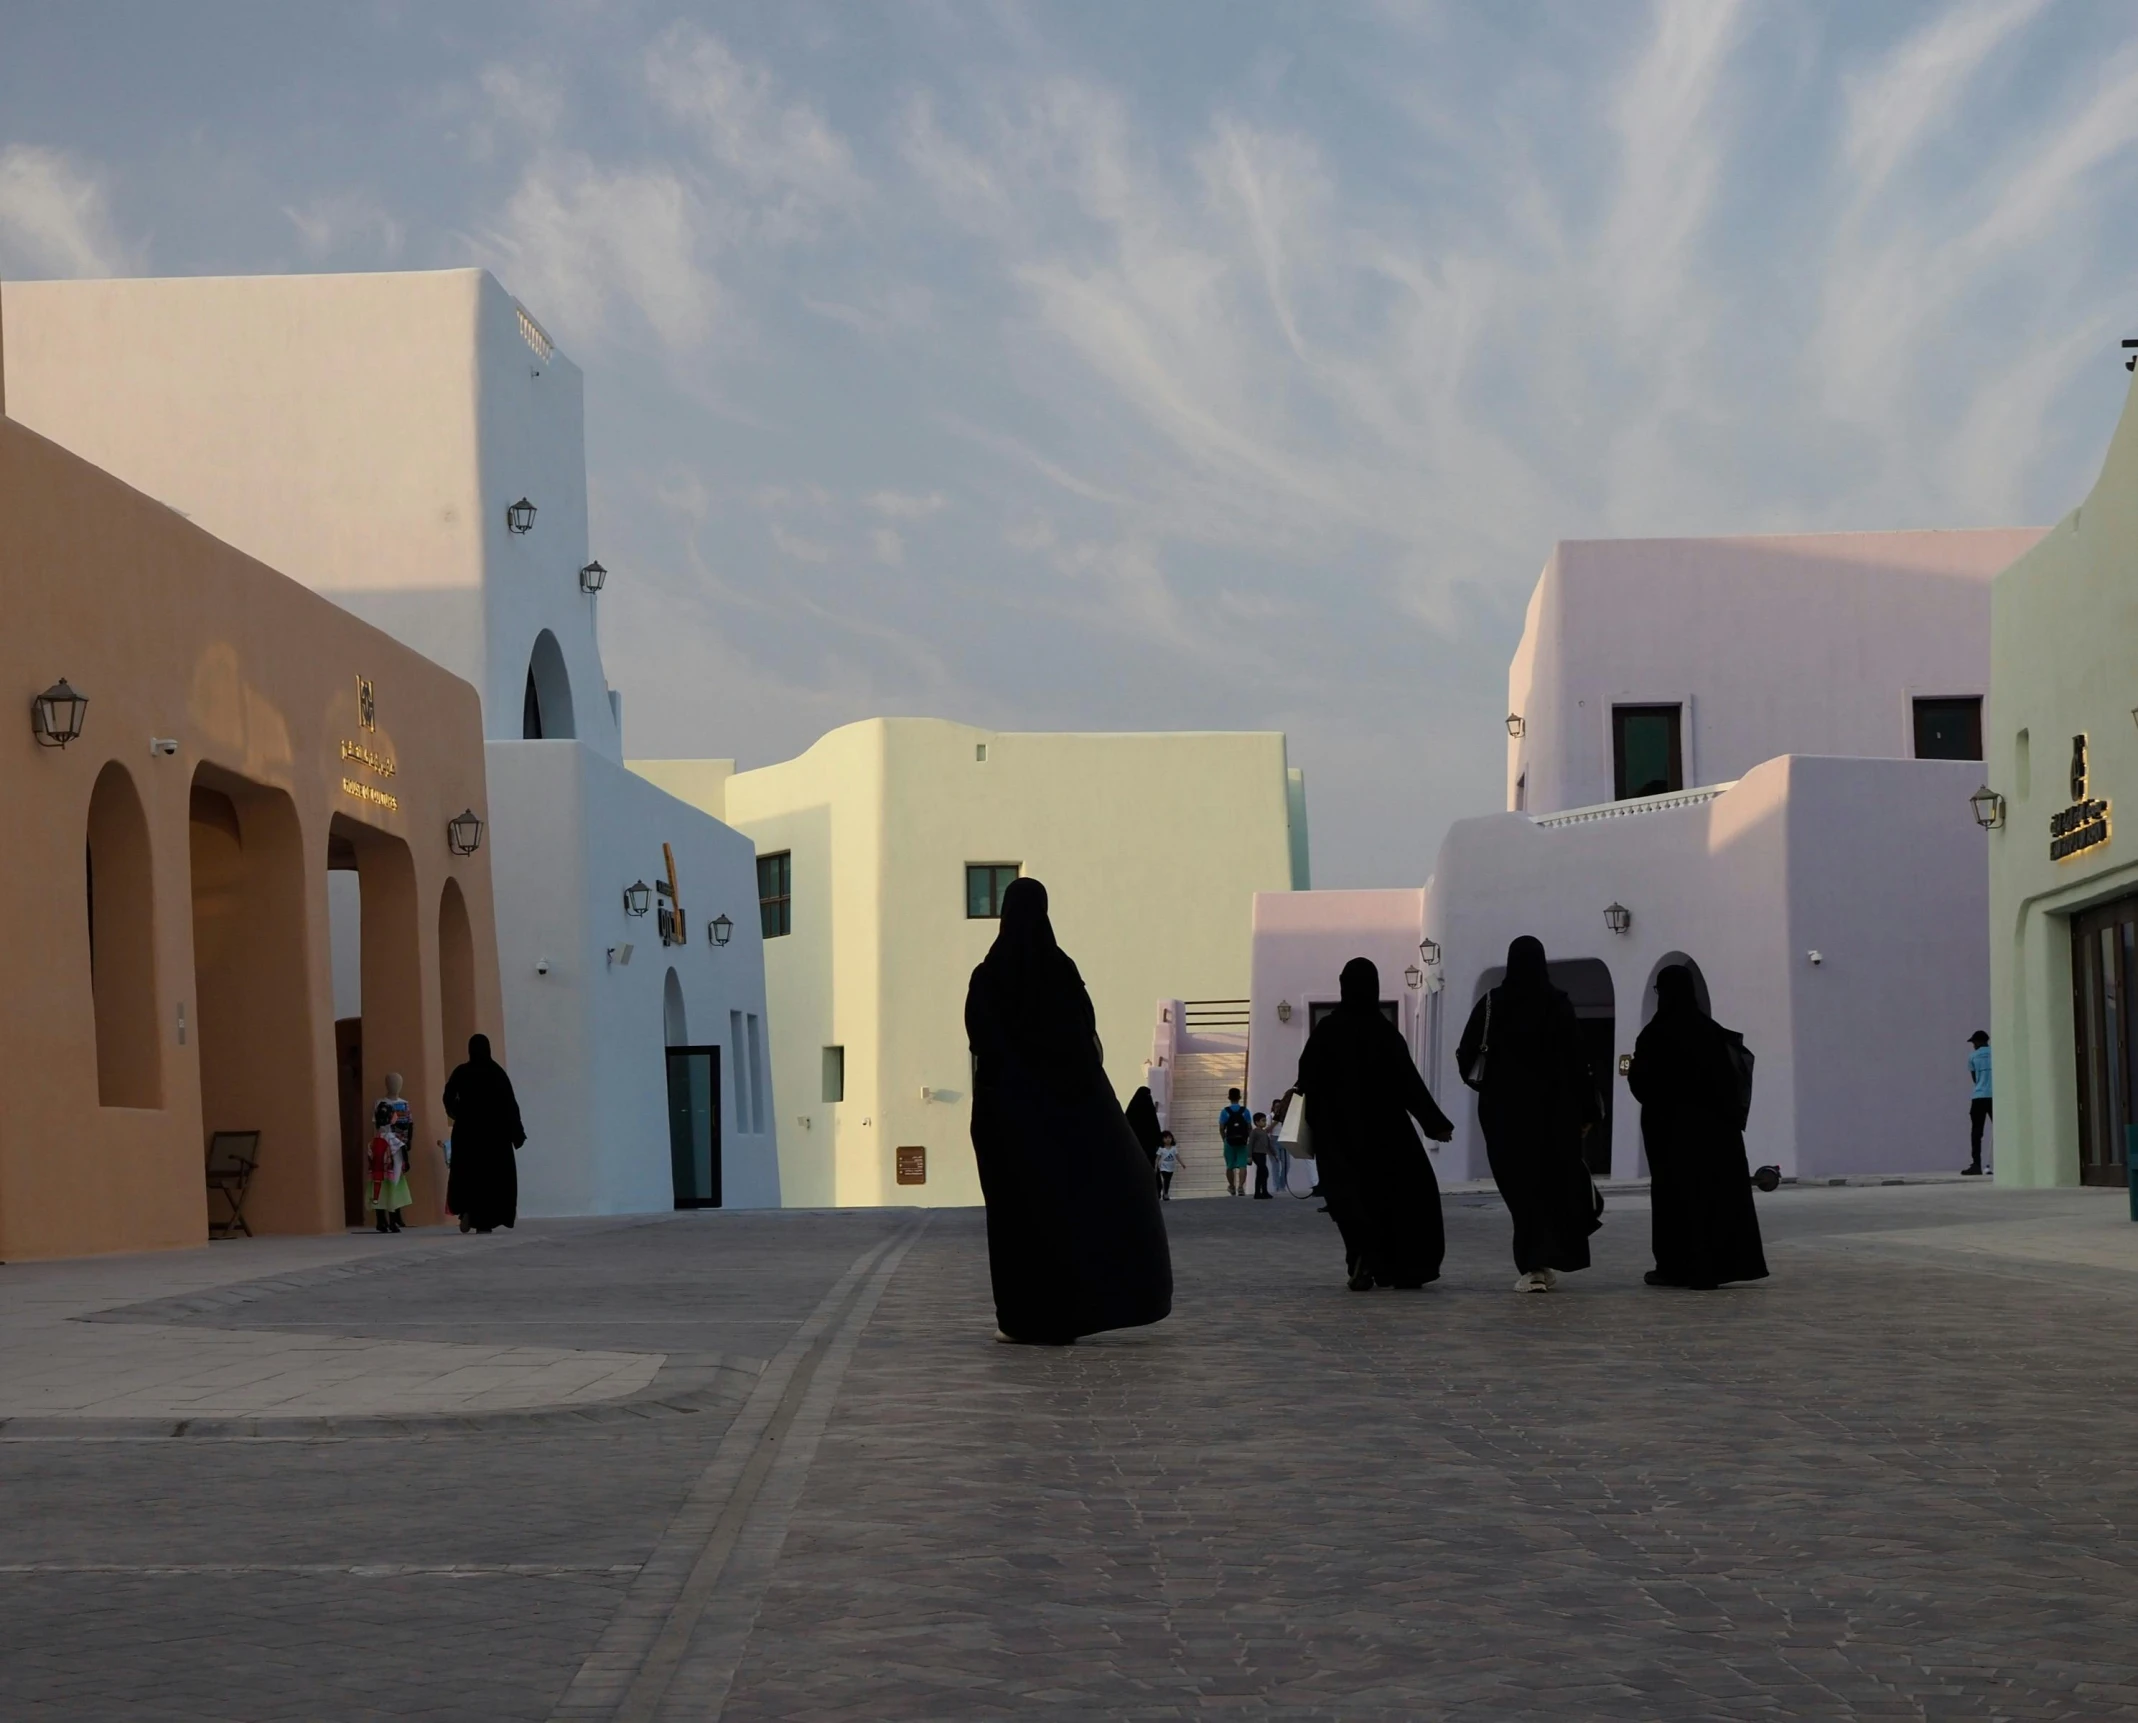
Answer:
[
  {"xmin": 87, "ymin": 762, "xmax": 162, "ymax": 1107},
  {"xmin": 663, "ymin": 967, "xmax": 688, "ymax": 1047},
  {"xmin": 522, "ymin": 629, "xmax": 576, "ymax": 739}
]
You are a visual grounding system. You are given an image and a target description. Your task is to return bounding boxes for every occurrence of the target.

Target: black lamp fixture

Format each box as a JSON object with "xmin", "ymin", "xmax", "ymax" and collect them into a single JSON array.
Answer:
[
  {"xmin": 446, "ymin": 807, "xmax": 485, "ymax": 856},
  {"xmin": 1604, "ymin": 901, "xmax": 1632, "ymax": 936},
  {"xmin": 1404, "ymin": 963, "xmax": 1424, "ymax": 990},
  {"xmin": 1419, "ymin": 936, "xmax": 1441, "ymax": 967},
  {"xmin": 578, "ymin": 560, "xmax": 608, "ymax": 594},
  {"xmin": 506, "ymin": 497, "xmax": 537, "ymax": 535},
  {"xmin": 1505, "ymin": 713, "xmax": 1525, "ymax": 738},
  {"xmin": 709, "ymin": 913, "xmax": 734, "ymax": 947},
  {"xmin": 623, "ymin": 878, "xmax": 653, "ymax": 917},
  {"xmin": 1970, "ymin": 785, "xmax": 2007, "ymax": 830},
  {"xmin": 31, "ymin": 678, "xmax": 88, "ymax": 748},
  {"xmin": 2124, "ymin": 337, "xmax": 2136, "ymax": 374}
]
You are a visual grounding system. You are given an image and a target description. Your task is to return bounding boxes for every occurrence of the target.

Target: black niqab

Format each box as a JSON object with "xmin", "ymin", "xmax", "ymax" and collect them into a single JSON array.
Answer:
[
  {"xmin": 444, "ymin": 1033, "xmax": 526, "ymax": 1232},
  {"xmin": 1125, "ymin": 1087, "xmax": 1164, "ymax": 1167},
  {"xmin": 965, "ymin": 878, "xmax": 1172, "ymax": 1342},
  {"xmin": 1629, "ymin": 966, "xmax": 1768, "ymax": 1287},
  {"xmin": 1455, "ymin": 937, "xmax": 1601, "ymax": 1275},
  {"xmin": 1293, "ymin": 957, "xmax": 1453, "ymax": 1288}
]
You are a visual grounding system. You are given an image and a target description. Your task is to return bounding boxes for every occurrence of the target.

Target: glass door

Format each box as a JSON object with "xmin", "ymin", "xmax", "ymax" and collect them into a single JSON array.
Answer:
[
  {"xmin": 666, "ymin": 1045, "xmax": 722, "ymax": 1209},
  {"xmin": 2072, "ymin": 898, "xmax": 2138, "ymax": 1186}
]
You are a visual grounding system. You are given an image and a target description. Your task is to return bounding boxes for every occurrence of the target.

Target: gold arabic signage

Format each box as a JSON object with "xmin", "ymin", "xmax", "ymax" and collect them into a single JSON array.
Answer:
[
  {"xmin": 340, "ymin": 676, "xmax": 400, "ymax": 813},
  {"xmin": 2051, "ymin": 733, "xmax": 2109, "ymax": 863}
]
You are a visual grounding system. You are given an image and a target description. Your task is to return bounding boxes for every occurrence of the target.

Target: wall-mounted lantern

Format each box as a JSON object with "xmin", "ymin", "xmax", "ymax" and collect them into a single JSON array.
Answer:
[
  {"xmin": 1505, "ymin": 713, "xmax": 1525, "ymax": 738},
  {"xmin": 2125, "ymin": 338, "xmax": 2137, "ymax": 374},
  {"xmin": 506, "ymin": 497, "xmax": 537, "ymax": 535},
  {"xmin": 447, "ymin": 807, "xmax": 485, "ymax": 856},
  {"xmin": 578, "ymin": 560, "xmax": 608, "ymax": 594},
  {"xmin": 1604, "ymin": 901, "xmax": 1632, "ymax": 936},
  {"xmin": 709, "ymin": 913, "xmax": 733, "ymax": 947},
  {"xmin": 1970, "ymin": 785, "xmax": 2007, "ymax": 830},
  {"xmin": 623, "ymin": 878, "xmax": 653, "ymax": 917},
  {"xmin": 1404, "ymin": 964, "xmax": 1424, "ymax": 990},
  {"xmin": 1275, "ymin": 999, "xmax": 1292, "ymax": 1023},
  {"xmin": 1420, "ymin": 937, "xmax": 1441, "ymax": 967},
  {"xmin": 31, "ymin": 678, "xmax": 88, "ymax": 748}
]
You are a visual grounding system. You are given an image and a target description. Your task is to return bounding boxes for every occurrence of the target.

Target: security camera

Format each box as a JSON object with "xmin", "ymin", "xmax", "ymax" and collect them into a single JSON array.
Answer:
[
  {"xmin": 149, "ymin": 737, "xmax": 178, "ymax": 757},
  {"xmin": 535, "ymin": 958, "xmax": 550, "ymax": 976},
  {"xmin": 1807, "ymin": 950, "xmax": 1823, "ymax": 966}
]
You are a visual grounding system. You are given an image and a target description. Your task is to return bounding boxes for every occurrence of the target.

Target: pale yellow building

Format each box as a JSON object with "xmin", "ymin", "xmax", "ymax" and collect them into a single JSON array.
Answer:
[{"xmin": 636, "ymin": 719, "xmax": 1307, "ymax": 1206}]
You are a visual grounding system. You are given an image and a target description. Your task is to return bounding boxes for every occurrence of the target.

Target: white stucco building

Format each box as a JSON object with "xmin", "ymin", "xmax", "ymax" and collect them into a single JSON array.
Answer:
[
  {"xmin": 2, "ymin": 269, "xmax": 779, "ymax": 1214},
  {"xmin": 1253, "ymin": 528, "xmax": 2042, "ymax": 1184},
  {"xmin": 1986, "ymin": 370, "xmax": 2138, "ymax": 1191},
  {"xmin": 637, "ymin": 720, "xmax": 1308, "ymax": 1207}
]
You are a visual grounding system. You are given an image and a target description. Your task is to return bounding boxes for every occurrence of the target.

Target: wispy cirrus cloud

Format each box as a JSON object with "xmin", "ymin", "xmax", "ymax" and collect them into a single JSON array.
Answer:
[{"xmin": 0, "ymin": 144, "xmax": 134, "ymax": 276}]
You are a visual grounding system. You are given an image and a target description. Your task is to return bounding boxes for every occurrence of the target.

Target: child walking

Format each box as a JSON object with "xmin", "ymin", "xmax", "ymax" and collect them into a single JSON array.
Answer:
[
  {"xmin": 368, "ymin": 1071, "xmax": 414, "ymax": 1232},
  {"xmin": 1155, "ymin": 1131, "xmax": 1183, "ymax": 1200}
]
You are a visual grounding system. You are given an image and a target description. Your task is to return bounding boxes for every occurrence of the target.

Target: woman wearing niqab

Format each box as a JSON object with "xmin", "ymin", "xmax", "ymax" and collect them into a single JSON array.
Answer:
[
  {"xmin": 965, "ymin": 878, "xmax": 1172, "ymax": 1343},
  {"xmin": 1293, "ymin": 957, "xmax": 1454, "ymax": 1290},
  {"xmin": 443, "ymin": 1033, "xmax": 526, "ymax": 1234},
  {"xmin": 1456, "ymin": 937, "xmax": 1602, "ymax": 1289},
  {"xmin": 1628, "ymin": 966, "xmax": 1768, "ymax": 1289},
  {"xmin": 1125, "ymin": 1086, "xmax": 1164, "ymax": 1176}
]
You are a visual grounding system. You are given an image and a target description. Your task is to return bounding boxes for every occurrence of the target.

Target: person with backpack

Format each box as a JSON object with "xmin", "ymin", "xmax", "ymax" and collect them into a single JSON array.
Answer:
[
  {"xmin": 1625, "ymin": 964, "xmax": 1768, "ymax": 1290},
  {"xmin": 1218, "ymin": 1089, "xmax": 1254, "ymax": 1196}
]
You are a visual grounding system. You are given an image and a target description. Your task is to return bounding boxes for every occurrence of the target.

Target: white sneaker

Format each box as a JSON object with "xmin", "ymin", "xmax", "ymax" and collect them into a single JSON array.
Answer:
[
  {"xmin": 1514, "ymin": 1272, "xmax": 1544, "ymax": 1292},
  {"xmin": 1536, "ymin": 1268, "xmax": 1558, "ymax": 1290}
]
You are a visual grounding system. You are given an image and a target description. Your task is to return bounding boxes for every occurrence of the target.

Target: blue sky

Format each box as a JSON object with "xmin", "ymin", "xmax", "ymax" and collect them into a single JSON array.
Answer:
[{"xmin": 5, "ymin": 1, "xmax": 2137, "ymax": 883}]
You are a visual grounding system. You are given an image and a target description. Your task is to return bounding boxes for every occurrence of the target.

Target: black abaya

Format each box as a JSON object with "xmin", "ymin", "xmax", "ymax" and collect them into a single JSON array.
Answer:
[
  {"xmin": 965, "ymin": 878, "xmax": 1172, "ymax": 1342},
  {"xmin": 444, "ymin": 1033, "xmax": 526, "ymax": 1232},
  {"xmin": 1628, "ymin": 967, "xmax": 1768, "ymax": 1288},
  {"xmin": 1294, "ymin": 957, "xmax": 1454, "ymax": 1288},
  {"xmin": 1125, "ymin": 1086, "xmax": 1164, "ymax": 1171},
  {"xmin": 1456, "ymin": 937, "xmax": 1601, "ymax": 1275}
]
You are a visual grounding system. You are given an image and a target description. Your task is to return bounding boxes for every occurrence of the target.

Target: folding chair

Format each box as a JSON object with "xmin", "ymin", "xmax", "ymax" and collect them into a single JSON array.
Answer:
[{"xmin": 205, "ymin": 1130, "xmax": 262, "ymax": 1239}]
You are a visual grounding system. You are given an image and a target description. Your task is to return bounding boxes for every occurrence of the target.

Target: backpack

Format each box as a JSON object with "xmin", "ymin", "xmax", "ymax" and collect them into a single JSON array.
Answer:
[{"xmin": 1219, "ymin": 1105, "xmax": 1252, "ymax": 1147}]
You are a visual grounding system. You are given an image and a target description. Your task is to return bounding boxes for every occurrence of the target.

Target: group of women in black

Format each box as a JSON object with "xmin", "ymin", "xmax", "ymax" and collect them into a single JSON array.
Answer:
[{"xmin": 965, "ymin": 884, "xmax": 1765, "ymax": 1343}]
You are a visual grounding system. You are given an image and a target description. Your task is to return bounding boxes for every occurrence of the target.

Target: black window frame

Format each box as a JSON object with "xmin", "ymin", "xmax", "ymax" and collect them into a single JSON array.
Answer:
[
  {"xmin": 965, "ymin": 862, "xmax": 1021, "ymax": 920},
  {"xmin": 1612, "ymin": 704, "xmax": 1684, "ymax": 800},
  {"xmin": 757, "ymin": 850, "xmax": 792, "ymax": 939},
  {"xmin": 822, "ymin": 1044, "xmax": 845, "ymax": 1104},
  {"xmin": 1912, "ymin": 695, "xmax": 1984, "ymax": 762}
]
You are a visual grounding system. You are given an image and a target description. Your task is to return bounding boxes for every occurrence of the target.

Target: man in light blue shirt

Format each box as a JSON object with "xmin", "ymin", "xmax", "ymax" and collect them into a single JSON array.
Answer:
[{"xmin": 1964, "ymin": 1031, "xmax": 1992, "ymax": 1176}]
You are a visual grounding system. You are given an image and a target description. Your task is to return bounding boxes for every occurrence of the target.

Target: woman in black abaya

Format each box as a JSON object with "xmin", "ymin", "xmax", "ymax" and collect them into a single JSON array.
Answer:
[
  {"xmin": 1628, "ymin": 966, "xmax": 1768, "ymax": 1289},
  {"xmin": 1456, "ymin": 936, "xmax": 1601, "ymax": 1291},
  {"xmin": 1294, "ymin": 957, "xmax": 1454, "ymax": 1290},
  {"xmin": 444, "ymin": 1034, "xmax": 526, "ymax": 1234},
  {"xmin": 1125, "ymin": 1086, "xmax": 1165, "ymax": 1181},
  {"xmin": 965, "ymin": 878, "xmax": 1172, "ymax": 1343}
]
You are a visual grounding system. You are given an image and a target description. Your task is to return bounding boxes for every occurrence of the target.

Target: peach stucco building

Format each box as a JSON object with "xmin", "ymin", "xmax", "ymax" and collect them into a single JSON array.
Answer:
[{"xmin": 0, "ymin": 374, "xmax": 501, "ymax": 1259}]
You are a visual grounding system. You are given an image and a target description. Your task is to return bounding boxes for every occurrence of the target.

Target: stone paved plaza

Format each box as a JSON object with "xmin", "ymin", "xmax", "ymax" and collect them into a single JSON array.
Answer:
[{"xmin": 6, "ymin": 1181, "xmax": 2138, "ymax": 1720}]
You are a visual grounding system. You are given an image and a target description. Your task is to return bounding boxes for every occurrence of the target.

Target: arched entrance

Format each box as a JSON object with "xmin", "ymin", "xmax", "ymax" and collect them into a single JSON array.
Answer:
[
  {"xmin": 438, "ymin": 878, "xmax": 478, "ymax": 1074},
  {"xmin": 1471, "ymin": 955, "xmax": 1618, "ymax": 1174},
  {"xmin": 664, "ymin": 968, "xmax": 721, "ymax": 1210},
  {"xmin": 522, "ymin": 629, "xmax": 576, "ymax": 739},
  {"xmin": 190, "ymin": 768, "xmax": 321, "ymax": 1234},
  {"xmin": 87, "ymin": 761, "xmax": 161, "ymax": 1108}
]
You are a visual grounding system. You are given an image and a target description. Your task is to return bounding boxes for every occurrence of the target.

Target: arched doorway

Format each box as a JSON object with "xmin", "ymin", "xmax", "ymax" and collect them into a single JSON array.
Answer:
[
  {"xmin": 664, "ymin": 968, "xmax": 721, "ymax": 1210},
  {"xmin": 325, "ymin": 815, "xmax": 427, "ymax": 1227},
  {"xmin": 87, "ymin": 761, "xmax": 161, "ymax": 1108},
  {"xmin": 522, "ymin": 629, "xmax": 576, "ymax": 739},
  {"xmin": 438, "ymin": 879, "xmax": 478, "ymax": 1075},
  {"xmin": 1470, "ymin": 955, "xmax": 1618, "ymax": 1174},
  {"xmin": 190, "ymin": 769, "xmax": 321, "ymax": 1233}
]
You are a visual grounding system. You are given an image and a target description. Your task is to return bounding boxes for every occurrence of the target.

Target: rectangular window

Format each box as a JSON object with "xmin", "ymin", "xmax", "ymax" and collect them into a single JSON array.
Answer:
[
  {"xmin": 1913, "ymin": 696, "xmax": 1983, "ymax": 761},
  {"xmin": 1612, "ymin": 705, "xmax": 1683, "ymax": 800},
  {"xmin": 729, "ymin": 1010, "xmax": 749, "ymax": 1133},
  {"xmin": 965, "ymin": 862, "xmax": 1020, "ymax": 919},
  {"xmin": 757, "ymin": 851, "xmax": 791, "ymax": 939},
  {"xmin": 746, "ymin": 1013, "xmax": 766, "ymax": 1135},
  {"xmin": 822, "ymin": 1045, "xmax": 845, "ymax": 1104}
]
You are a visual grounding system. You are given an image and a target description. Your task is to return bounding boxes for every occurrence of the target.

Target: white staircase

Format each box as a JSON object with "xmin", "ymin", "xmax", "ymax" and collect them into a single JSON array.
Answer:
[{"xmin": 1165, "ymin": 1049, "xmax": 1248, "ymax": 1200}]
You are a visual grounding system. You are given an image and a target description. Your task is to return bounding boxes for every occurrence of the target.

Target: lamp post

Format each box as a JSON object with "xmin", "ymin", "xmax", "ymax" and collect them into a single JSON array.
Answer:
[
  {"xmin": 446, "ymin": 808, "xmax": 484, "ymax": 856},
  {"xmin": 710, "ymin": 913, "xmax": 733, "ymax": 947},
  {"xmin": 1604, "ymin": 901, "xmax": 1632, "ymax": 936},
  {"xmin": 505, "ymin": 497, "xmax": 537, "ymax": 535},
  {"xmin": 31, "ymin": 678, "xmax": 88, "ymax": 748},
  {"xmin": 1969, "ymin": 785, "xmax": 2007, "ymax": 830},
  {"xmin": 578, "ymin": 560, "xmax": 608, "ymax": 594},
  {"xmin": 623, "ymin": 879, "xmax": 653, "ymax": 917}
]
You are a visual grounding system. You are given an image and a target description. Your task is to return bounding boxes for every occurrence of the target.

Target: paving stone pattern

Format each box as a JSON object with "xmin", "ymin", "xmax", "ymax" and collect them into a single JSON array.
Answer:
[{"xmin": 6, "ymin": 1187, "xmax": 2138, "ymax": 1718}]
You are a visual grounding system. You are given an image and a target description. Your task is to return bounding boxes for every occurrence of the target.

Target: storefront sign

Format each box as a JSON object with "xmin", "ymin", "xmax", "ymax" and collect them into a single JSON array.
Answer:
[
  {"xmin": 339, "ymin": 675, "xmax": 399, "ymax": 812},
  {"xmin": 342, "ymin": 777, "xmax": 400, "ymax": 812},
  {"xmin": 2052, "ymin": 733, "xmax": 2110, "ymax": 862},
  {"xmin": 896, "ymin": 1145, "xmax": 927, "ymax": 1185}
]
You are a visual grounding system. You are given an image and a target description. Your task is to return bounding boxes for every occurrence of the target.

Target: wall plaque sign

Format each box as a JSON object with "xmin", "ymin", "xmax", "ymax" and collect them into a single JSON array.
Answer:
[
  {"xmin": 896, "ymin": 1145, "xmax": 927, "ymax": 1185},
  {"xmin": 2051, "ymin": 733, "xmax": 2110, "ymax": 862}
]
